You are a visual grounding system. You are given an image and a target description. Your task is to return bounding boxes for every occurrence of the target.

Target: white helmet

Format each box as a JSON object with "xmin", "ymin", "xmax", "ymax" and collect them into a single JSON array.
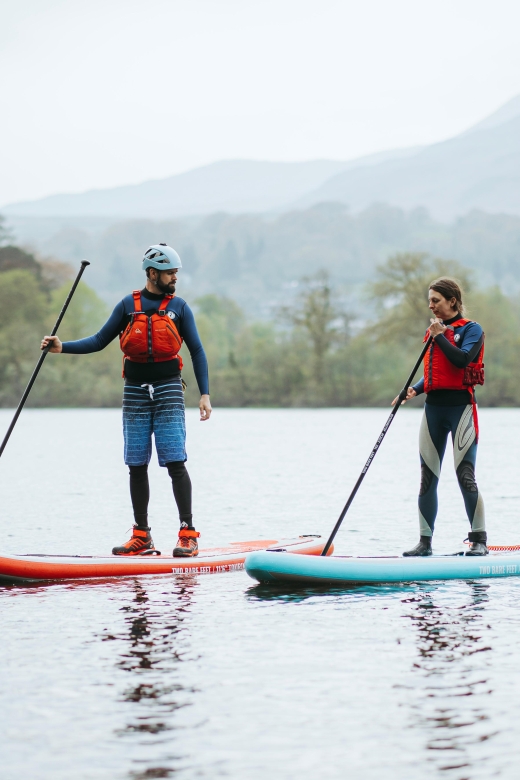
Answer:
[{"xmin": 142, "ymin": 243, "xmax": 182, "ymax": 271}]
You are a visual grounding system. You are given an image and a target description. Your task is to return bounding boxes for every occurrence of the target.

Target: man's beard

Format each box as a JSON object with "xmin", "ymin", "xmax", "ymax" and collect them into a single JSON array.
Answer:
[{"xmin": 156, "ymin": 278, "xmax": 176, "ymax": 294}]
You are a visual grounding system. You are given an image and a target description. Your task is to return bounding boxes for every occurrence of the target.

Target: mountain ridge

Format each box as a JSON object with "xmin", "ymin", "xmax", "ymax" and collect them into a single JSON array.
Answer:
[
  {"xmin": 2, "ymin": 94, "xmax": 520, "ymax": 220},
  {"xmin": 1, "ymin": 148, "xmax": 422, "ymax": 218},
  {"xmin": 297, "ymin": 110, "xmax": 520, "ymax": 219}
]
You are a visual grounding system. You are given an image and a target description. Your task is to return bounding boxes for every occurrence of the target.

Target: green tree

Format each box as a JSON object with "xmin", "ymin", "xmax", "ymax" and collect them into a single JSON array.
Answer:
[
  {"xmin": 0, "ymin": 257, "xmax": 123, "ymax": 407},
  {"xmin": 0, "ymin": 215, "xmax": 14, "ymax": 247},
  {"xmin": 34, "ymin": 282, "xmax": 122, "ymax": 407},
  {"xmin": 281, "ymin": 270, "xmax": 349, "ymax": 383},
  {"xmin": 466, "ymin": 287, "xmax": 520, "ymax": 406},
  {"xmin": 0, "ymin": 245, "xmax": 44, "ymax": 286},
  {"xmin": 369, "ymin": 252, "xmax": 472, "ymax": 343},
  {"xmin": 0, "ymin": 270, "xmax": 48, "ymax": 404},
  {"xmin": 181, "ymin": 293, "xmax": 302, "ymax": 407}
]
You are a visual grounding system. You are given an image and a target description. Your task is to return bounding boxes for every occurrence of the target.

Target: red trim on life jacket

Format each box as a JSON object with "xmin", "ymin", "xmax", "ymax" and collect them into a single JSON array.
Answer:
[{"xmin": 470, "ymin": 387, "xmax": 480, "ymax": 442}]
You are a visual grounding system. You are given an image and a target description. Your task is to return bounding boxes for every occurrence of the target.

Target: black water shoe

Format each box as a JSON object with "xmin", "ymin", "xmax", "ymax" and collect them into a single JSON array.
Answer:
[
  {"xmin": 465, "ymin": 531, "xmax": 489, "ymax": 557},
  {"xmin": 403, "ymin": 536, "xmax": 432, "ymax": 557}
]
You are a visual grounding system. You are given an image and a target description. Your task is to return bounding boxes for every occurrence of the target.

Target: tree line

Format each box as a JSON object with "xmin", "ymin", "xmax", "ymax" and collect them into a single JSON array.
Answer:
[
  {"xmin": 183, "ymin": 253, "xmax": 520, "ymax": 408},
  {"xmin": 16, "ymin": 201, "xmax": 520, "ymax": 318},
  {"xmin": 0, "ymin": 227, "xmax": 518, "ymax": 408}
]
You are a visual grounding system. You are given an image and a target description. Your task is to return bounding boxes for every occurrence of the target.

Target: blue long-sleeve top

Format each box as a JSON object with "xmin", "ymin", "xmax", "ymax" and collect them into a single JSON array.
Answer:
[
  {"xmin": 62, "ymin": 289, "xmax": 209, "ymax": 394},
  {"xmin": 413, "ymin": 316, "xmax": 483, "ymax": 405}
]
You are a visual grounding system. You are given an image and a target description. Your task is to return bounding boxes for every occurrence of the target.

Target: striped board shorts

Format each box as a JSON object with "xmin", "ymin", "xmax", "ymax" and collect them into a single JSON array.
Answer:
[{"xmin": 122, "ymin": 377, "xmax": 187, "ymax": 467}]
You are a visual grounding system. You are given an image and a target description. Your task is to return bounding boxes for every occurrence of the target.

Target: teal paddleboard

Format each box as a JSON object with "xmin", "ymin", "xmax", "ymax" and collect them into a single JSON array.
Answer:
[{"xmin": 245, "ymin": 550, "xmax": 520, "ymax": 585}]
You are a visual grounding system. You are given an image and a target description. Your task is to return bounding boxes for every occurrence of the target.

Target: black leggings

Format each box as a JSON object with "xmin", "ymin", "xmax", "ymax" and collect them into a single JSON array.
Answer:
[{"xmin": 129, "ymin": 462, "xmax": 193, "ymax": 529}]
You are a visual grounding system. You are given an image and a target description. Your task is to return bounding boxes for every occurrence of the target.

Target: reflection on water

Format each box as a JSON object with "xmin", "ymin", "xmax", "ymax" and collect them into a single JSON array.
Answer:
[
  {"xmin": 245, "ymin": 581, "xmax": 420, "ymax": 603},
  {"xmin": 3, "ymin": 409, "xmax": 520, "ymax": 780},
  {"xmin": 401, "ymin": 584, "xmax": 494, "ymax": 779},
  {"xmin": 99, "ymin": 578, "xmax": 199, "ymax": 779},
  {"xmin": 248, "ymin": 579, "xmax": 500, "ymax": 779}
]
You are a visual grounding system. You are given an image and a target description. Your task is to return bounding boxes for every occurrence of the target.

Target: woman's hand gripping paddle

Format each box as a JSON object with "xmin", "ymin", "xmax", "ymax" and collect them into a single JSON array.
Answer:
[
  {"xmin": 321, "ymin": 336, "xmax": 433, "ymax": 556},
  {"xmin": 0, "ymin": 260, "xmax": 90, "ymax": 459}
]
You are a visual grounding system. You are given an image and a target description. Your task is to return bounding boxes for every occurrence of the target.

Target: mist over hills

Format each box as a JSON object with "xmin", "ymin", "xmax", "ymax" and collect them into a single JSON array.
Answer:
[
  {"xmin": 462, "ymin": 94, "xmax": 520, "ymax": 135},
  {"xmin": 298, "ymin": 102, "xmax": 520, "ymax": 220},
  {"xmin": 2, "ymin": 152, "xmax": 420, "ymax": 220},
  {"xmin": 3, "ymin": 96, "xmax": 520, "ymax": 319},
  {"xmin": 2, "ymin": 161, "xmax": 347, "ymax": 219},
  {"xmin": 3, "ymin": 95, "xmax": 520, "ymax": 222}
]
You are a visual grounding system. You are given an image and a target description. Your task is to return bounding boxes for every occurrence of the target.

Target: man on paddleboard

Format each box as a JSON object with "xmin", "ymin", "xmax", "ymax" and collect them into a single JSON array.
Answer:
[
  {"xmin": 393, "ymin": 277, "xmax": 488, "ymax": 557},
  {"xmin": 41, "ymin": 244, "xmax": 210, "ymax": 558}
]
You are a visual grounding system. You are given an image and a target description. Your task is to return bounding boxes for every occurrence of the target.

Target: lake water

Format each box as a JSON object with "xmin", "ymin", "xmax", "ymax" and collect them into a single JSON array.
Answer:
[{"xmin": 2, "ymin": 407, "xmax": 520, "ymax": 779}]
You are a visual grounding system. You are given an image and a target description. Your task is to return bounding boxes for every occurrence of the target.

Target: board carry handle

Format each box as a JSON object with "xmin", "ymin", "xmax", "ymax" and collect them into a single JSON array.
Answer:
[
  {"xmin": 0, "ymin": 260, "xmax": 90, "ymax": 459},
  {"xmin": 321, "ymin": 336, "xmax": 433, "ymax": 556}
]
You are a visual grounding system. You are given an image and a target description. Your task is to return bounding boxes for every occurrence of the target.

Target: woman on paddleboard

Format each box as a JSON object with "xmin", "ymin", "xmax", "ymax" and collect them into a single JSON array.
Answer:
[
  {"xmin": 41, "ymin": 244, "xmax": 210, "ymax": 558},
  {"xmin": 394, "ymin": 277, "xmax": 487, "ymax": 557}
]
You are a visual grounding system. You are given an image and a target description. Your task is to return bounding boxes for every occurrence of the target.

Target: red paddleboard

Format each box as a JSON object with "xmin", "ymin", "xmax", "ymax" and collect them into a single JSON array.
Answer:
[{"xmin": 0, "ymin": 536, "xmax": 331, "ymax": 583}]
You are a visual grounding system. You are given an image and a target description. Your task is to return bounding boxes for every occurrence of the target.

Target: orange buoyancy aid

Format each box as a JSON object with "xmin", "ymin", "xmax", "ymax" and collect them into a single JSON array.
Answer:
[
  {"xmin": 120, "ymin": 291, "xmax": 184, "ymax": 369},
  {"xmin": 423, "ymin": 318, "xmax": 485, "ymax": 393}
]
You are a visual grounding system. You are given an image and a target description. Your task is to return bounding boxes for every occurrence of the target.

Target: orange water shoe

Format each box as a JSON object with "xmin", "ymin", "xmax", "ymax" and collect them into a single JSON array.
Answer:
[
  {"xmin": 112, "ymin": 525, "xmax": 157, "ymax": 556},
  {"xmin": 173, "ymin": 523, "xmax": 200, "ymax": 557}
]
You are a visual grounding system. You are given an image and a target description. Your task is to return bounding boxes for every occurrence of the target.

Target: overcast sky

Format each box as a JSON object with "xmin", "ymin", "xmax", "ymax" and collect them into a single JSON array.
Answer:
[{"xmin": 1, "ymin": 0, "xmax": 520, "ymax": 206}]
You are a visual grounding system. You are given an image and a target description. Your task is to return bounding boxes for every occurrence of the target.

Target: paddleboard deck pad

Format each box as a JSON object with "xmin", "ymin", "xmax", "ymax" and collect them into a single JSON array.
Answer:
[
  {"xmin": 0, "ymin": 536, "xmax": 328, "ymax": 584},
  {"xmin": 245, "ymin": 550, "xmax": 520, "ymax": 586}
]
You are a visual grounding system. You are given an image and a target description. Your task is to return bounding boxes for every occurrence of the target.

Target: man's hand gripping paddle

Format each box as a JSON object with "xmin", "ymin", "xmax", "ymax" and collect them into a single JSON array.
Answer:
[
  {"xmin": 321, "ymin": 336, "xmax": 433, "ymax": 556},
  {"xmin": 0, "ymin": 261, "xmax": 90, "ymax": 459}
]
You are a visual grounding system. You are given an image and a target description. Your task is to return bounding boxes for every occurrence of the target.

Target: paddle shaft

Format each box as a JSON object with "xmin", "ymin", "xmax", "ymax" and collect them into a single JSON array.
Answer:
[
  {"xmin": 0, "ymin": 260, "xmax": 90, "ymax": 459},
  {"xmin": 321, "ymin": 335, "xmax": 433, "ymax": 556}
]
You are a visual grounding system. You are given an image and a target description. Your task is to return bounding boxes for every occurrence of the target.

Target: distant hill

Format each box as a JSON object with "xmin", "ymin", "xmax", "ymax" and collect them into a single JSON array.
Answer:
[
  {"xmin": 295, "ymin": 96, "xmax": 520, "ymax": 220},
  {"xmin": 1, "ymin": 152, "xmax": 421, "ymax": 220},
  {"xmin": 462, "ymin": 94, "xmax": 520, "ymax": 135},
  {"xmin": 3, "ymin": 95, "xmax": 520, "ymax": 222},
  {"xmin": 3, "ymin": 96, "xmax": 520, "ymax": 315}
]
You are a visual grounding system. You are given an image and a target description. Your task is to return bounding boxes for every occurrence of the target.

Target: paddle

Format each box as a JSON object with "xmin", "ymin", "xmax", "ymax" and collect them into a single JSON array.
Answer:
[
  {"xmin": 321, "ymin": 335, "xmax": 433, "ymax": 556},
  {"xmin": 0, "ymin": 260, "xmax": 90, "ymax": 459}
]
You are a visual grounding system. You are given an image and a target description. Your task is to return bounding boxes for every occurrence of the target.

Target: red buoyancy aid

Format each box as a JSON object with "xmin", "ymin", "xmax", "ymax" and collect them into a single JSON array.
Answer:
[
  {"xmin": 120, "ymin": 291, "xmax": 184, "ymax": 371},
  {"xmin": 423, "ymin": 318, "xmax": 485, "ymax": 393},
  {"xmin": 423, "ymin": 318, "xmax": 485, "ymax": 440}
]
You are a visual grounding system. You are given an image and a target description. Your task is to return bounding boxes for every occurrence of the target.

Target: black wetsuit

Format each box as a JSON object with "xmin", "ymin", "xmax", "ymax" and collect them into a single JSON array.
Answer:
[{"xmin": 411, "ymin": 316, "xmax": 485, "ymax": 537}]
